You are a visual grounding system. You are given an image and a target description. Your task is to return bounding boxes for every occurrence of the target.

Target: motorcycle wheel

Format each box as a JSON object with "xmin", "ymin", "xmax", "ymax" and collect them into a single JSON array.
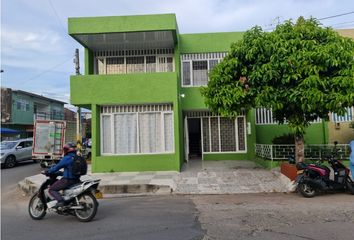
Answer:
[
  {"xmin": 298, "ymin": 182, "xmax": 316, "ymax": 198},
  {"xmin": 28, "ymin": 193, "xmax": 46, "ymax": 220},
  {"xmin": 74, "ymin": 192, "xmax": 98, "ymax": 222}
]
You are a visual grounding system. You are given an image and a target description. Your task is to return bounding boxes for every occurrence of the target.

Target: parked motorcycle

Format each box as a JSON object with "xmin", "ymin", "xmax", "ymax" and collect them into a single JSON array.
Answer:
[
  {"xmin": 295, "ymin": 148, "xmax": 354, "ymax": 198},
  {"xmin": 28, "ymin": 172, "xmax": 102, "ymax": 222}
]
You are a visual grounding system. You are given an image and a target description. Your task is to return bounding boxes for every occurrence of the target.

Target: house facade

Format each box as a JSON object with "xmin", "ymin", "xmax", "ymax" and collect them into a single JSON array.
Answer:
[
  {"xmin": 69, "ymin": 14, "xmax": 353, "ymax": 172},
  {"xmin": 1, "ymin": 88, "xmax": 65, "ymax": 139}
]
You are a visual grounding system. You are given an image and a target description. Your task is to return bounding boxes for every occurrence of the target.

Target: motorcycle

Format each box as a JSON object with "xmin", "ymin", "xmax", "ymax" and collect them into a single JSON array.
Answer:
[
  {"xmin": 295, "ymin": 148, "xmax": 354, "ymax": 198},
  {"xmin": 28, "ymin": 171, "xmax": 102, "ymax": 222}
]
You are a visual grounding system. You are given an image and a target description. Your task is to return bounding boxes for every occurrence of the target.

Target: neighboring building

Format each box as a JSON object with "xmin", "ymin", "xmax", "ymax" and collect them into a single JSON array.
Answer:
[
  {"xmin": 1, "ymin": 88, "xmax": 66, "ymax": 139},
  {"xmin": 68, "ymin": 14, "xmax": 354, "ymax": 172},
  {"xmin": 64, "ymin": 108, "xmax": 76, "ymax": 121}
]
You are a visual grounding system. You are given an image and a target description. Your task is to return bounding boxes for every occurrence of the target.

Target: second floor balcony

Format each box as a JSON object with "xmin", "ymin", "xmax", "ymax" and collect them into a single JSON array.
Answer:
[{"xmin": 94, "ymin": 49, "xmax": 175, "ymax": 75}]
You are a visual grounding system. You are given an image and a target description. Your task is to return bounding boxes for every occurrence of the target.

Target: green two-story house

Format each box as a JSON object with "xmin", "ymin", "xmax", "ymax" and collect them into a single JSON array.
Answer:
[{"xmin": 68, "ymin": 13, "xmax": 259, "ymax": 172}]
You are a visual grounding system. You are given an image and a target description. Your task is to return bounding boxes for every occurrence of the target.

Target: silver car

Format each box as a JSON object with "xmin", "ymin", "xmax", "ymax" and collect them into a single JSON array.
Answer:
[{"xmin": 1, "ymin": 138, "xmax": 33, "ymax": 168}]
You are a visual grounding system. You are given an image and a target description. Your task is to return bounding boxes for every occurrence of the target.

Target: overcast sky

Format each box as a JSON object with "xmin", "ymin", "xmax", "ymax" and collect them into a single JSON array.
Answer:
[{"xmin": 1, "ymin": 0, "xmax": 354, "ymax": 106}]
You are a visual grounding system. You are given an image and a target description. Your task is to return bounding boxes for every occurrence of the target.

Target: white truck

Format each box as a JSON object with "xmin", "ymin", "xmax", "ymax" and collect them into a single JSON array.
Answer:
[{"xmin": 32, "ymin": 120, "xmax": 69, "ymax": 168}]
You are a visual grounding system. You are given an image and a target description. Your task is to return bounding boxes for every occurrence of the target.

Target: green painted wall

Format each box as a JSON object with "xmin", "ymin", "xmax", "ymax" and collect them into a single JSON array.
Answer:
[
  {"xmin": 68, "ymin": 14, "xmax": 178, "ymax": 35},
  {"xmin": 71, "ymin": 72, "xmax": 178, "ymax": 105},
  {"xmin": 256, "ymin": 122, "xmax": 328, "ymax": 144},
  {"xmin": 179, "ymin": 32, "xmax": 243, "ymax": 53},
  {"xmin": 94, "ymin": 154, "xmax": 178, "ymax": 172},
  {"xmin": 84, "ymin": 48, "xmax": 94, "ymax": 75},
  {"xmin": 180, "ymin": 87, "xmax": 206, "ymax": 110},
  {"xmin": 72, "ymin": 72, "xmax": 183, "ymax": 172}
]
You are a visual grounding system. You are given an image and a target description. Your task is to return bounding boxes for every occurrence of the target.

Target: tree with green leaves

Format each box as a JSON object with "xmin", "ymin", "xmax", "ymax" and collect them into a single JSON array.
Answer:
[{"xmin": 201, "ymin": 17, "xmax": 354, "ymax": 163}]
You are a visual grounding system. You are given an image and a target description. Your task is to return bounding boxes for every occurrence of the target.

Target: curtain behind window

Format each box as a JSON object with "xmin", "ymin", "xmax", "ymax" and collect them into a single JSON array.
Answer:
[
  {"xmin": 114, "ymin": 114, "xmax": 137, "ymax": 153},
  {"xmin": 139, "ymin": 113, "xmax": 162, "ymax": 153},
  {"xmin": 102, "ymin": 115, "xmax": 112, "ymax": 153}
]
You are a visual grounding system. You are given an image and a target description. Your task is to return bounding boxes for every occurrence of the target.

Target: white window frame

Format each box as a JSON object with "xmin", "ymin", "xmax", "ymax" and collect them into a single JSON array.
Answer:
[
  {"xmin": 100, "ymin": 106, "xmax": 174, "ymax": 156},
  {"xmin": 16, "ymin": 99, "xmax": 30, "ymax": 112},
  {"xmin": 181, "ymin": 53, "xmax": 226, "ymax": 87}
]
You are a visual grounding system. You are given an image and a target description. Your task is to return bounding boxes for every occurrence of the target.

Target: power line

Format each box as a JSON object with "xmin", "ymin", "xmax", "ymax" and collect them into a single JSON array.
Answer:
[
  {"xmin": 318, "ymin": 11, "xmax": 354, "ymax": 20},
  {"xmin": 330, "ymin": 20, "xmax": 354, "ymax": 27},
  {"xmin": 47, "ymin": 0, "xmax": 67, "ymax": 34},
  {"xmin": 12, "ymin": 57, "xmax": 72, "ymax": 86}
]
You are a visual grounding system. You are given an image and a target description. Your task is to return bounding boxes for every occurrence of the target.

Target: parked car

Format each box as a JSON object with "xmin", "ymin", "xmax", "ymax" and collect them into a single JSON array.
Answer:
[{"xmin": 0, "ymin": 138, "xmax": 33, "ymax": 168}]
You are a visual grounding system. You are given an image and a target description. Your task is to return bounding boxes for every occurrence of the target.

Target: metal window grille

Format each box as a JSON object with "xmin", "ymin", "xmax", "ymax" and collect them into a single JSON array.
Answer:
[
  {"xmin": 181, "ymin": 52, "xmax": 227, "ymax": 87},
  {"xmin": 331, "ymin": 107, "xmax": 354, "ymax": 122},
  {"xmin": 200, "ymin": 116, "xmax": 247, "ymax": 153},
  {"xmin": 185, "ymin": 111, "xmax": 245, "ymax": 118},
  {"xmin": 94, "ymin": 48, "xmax": 174, "ymax": 75},
  {"xmin": 256, "ymin": 108, "xmax": 277, "ymax": 125},
  {"xmin": 181, "ymin": 52, "xmax": 227, "ymax": 61},
  {"xmin": 255, "ymin": 107, "xmax": 322, "ymax": 125},
  {"xmin": 102, "ymin": 104, "xmax": 172, "ymax": 114}
]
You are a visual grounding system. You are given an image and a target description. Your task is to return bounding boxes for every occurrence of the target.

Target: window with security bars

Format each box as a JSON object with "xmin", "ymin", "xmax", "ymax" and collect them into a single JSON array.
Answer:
[
  {"xmin": 255, "ymin": 107, "xmax": 322, "ymax": 125},
  {"xmin": 331, "ymin": 107, "xmax": 353, "ymax": 122},
  {"xmin": 202, "ymin": 116, "xmax": 246, "ymax": 153},
  {"xmin": 94, "ymin": 49, "xmax": 174, "ymax": 75},
  {"xmin": 182, "ymin": 53, "xmax": 226, "ymax": 86},
  {"xmin": 101, "ymin": 105, "xmax": 174, "ymax": 155}
]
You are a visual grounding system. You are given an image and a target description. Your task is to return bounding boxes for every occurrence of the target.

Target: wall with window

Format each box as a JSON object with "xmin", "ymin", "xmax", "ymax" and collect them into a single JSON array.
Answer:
[
  {"xmin": 11, "ymin": 93, "xmax": 34, "ymax": 124},
  {"xmin": 100, "ymin": 104, "xmax": 174, "ymax": 155},
  {"xmin": 181, "ymin": 53, "xmax": 226, "ymax": 87},
  {"xmin": 91, "ymin": 102, "xmax": 182, "ymax": 172},
  {"xmin": 93, "ymin": 49, "xmax": 174, "ymax": 75}
]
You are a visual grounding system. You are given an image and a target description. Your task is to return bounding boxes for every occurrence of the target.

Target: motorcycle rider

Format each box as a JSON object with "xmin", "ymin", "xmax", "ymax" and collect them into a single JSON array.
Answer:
[
  {"xmin": 349, "ymin": 140, "xmax": 354, "ymax": 180},
  {"xmin": 46, "ymin": 143, "xmax": 80, "ymax": 208}
]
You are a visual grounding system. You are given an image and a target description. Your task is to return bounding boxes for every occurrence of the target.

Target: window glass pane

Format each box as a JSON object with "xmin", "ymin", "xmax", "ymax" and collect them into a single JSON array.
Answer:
[
  {"xmin": 192, "ymin": 60, "xmax": 208, "ymax": 86},
  {"xmin": 164, "ymin": 113, "xmax": 173, "ymax": 152},
  {"xmin": 209, "ymin": 59, "xmax": 218, "ymax": 72},
  {"xmin": 166, "ymin": 57, "xmax": 173, "ymax": 72},
  {"xmin": 126, "ymin": 56, "xmax": 145, "ymax": 73},
  {"xmin": 139, "ymin": 113, "xmax": 162, "ymax": 153},
  {"xmin": 237, "ymin": 117, "xmax": 246, "ymax": 151},
  {"xmin": 146, "ymin": 56, "xmax": 156, "ymax": 73},
  {"xmin": 202, "ymin": 118, "xmax": 210, "ymax": 152},
  {"xmin": 220, "ymin": 118, "xmax": 236, "ymax": 152},
  {"xmin": 106, "ymin": 57, "xmax": 125, "ymax": 74},
  {"xmin": 182, "ymin": 62, "xmax": 191, "ymax": 85},
  {"xmin": 210, "ymin": 118, "xmax": 219, "ymax": 152},
  {"xmin": 114, "ymin": 114, "xmax": 137, "ymax": 154},
  {"xmin": 17, "ymin": 101, "xmax": 22, "ymax": 110},
  {"xmin": 102, "ymin": 115, "xmax": 112, "ymax": 153}
]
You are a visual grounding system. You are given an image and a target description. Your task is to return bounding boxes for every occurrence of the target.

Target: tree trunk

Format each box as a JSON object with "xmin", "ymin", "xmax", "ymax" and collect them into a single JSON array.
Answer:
[{"xmin": 295, "ymin": 135, "xmax": 305, "ymax": 163}]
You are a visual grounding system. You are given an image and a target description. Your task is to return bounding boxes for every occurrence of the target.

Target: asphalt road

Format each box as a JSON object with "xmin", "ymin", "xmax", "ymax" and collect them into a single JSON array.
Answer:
[
  {"xmin": 1, "ymin": 163, "xmax": 205, "ymax": 240},
  {"xmin": 2, "ymin": 163, "xmax": 354, "ymax": 240}
]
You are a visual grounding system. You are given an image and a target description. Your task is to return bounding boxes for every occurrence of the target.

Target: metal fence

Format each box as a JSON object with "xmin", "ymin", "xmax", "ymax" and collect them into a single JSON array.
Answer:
[{"xmin": 255, "ymin": 144, "xmax": 350, "ymax": 161}]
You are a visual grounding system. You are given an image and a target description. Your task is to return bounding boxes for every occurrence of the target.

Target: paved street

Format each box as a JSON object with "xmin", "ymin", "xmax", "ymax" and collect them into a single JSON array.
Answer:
[{"xmin": 2, "ymin": 163, "xmax": 354, "ymax": 240}]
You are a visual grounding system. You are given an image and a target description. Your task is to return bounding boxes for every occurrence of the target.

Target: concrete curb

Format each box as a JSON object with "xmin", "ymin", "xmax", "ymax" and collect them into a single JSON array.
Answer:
[{"xmin": 17, "ymin": 178, "xmax": 174, "ymax": 197}]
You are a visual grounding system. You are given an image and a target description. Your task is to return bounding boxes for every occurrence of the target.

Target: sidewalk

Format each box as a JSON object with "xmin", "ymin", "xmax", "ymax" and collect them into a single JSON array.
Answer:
[{"xmin": 18, "ymin": 160, "xmax": 294, "ymax": 197}]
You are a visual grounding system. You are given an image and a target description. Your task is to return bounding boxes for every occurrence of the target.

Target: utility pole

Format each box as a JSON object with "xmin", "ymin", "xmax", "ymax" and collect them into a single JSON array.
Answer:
[{"xmin": 74, "ymin": 49, "xmax": 82, "ymax": 151}]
